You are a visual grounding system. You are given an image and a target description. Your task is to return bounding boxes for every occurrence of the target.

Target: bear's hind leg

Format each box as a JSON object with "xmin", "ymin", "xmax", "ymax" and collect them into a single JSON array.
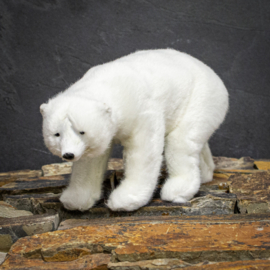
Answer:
[
  {"xmin": 161, "ymin": 125, "xmax": 202, "ymax": 203},
  {"xmin": 200, "ymin": 142, "xmax": 215, "ymax": 183}
]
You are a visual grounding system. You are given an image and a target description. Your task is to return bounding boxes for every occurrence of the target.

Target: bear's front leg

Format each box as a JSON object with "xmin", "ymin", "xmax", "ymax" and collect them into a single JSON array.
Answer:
[
  {"xmin": 107, "ymin": 117, "xmax": 164, "ymax": 211},
  {"xmin": 60, "ymin": 147, "xmax": 111, "ymax": 211}
]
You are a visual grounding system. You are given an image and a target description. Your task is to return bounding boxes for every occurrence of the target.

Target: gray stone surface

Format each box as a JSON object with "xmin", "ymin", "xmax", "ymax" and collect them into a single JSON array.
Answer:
[
  {"xmin": 0, "ymin": 252, "xmax": 7, "ymax": 265},
  {"xmin": 0, "ymin": 202, "xmax": 33, "ymax": 218},
  {"xmin": 0, "ymin": 1, "xmax": 270, "ymax": 172},
  {"xmin": 3, "ymin": 193, "xmax": 61, "ymax": 213},
  {"xmin": 108, "ymin": 258, "xmax": 193, "ymax": 269},
  {"xmin": 0, "ymin": 213, "xmax": 59, "ymax": 252},
  {"xmin": 52, "ymin": 191, "xmax": 236, "ymax": 222}
]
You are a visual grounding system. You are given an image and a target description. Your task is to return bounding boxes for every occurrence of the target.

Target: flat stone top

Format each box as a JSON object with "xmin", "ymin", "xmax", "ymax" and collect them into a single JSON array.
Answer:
[
  {"xmin": 229, "ymin": 171, "xmax": 270, "ymax": 201},
  {"xmin": 6, "ymin": 214, "xmax": 270, "ymax": 264}
]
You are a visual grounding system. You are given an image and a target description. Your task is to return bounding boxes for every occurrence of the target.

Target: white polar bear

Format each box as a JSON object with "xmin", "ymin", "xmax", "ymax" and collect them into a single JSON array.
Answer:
[{"xmin": 40, "ymin": 49, "xmax": 228, "ymax": 212}]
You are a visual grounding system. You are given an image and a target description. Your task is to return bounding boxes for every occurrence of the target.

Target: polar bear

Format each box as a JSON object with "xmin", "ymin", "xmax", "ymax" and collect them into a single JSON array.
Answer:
[{"xmin": 40, "ymin": 49, "xmax": 228, "ymax": 212}]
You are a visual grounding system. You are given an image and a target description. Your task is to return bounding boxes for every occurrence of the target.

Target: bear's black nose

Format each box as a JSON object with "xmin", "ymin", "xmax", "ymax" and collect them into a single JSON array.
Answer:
[{"xmin": 63, "ymin": 153, "xmax": 74, "ymax": 160}]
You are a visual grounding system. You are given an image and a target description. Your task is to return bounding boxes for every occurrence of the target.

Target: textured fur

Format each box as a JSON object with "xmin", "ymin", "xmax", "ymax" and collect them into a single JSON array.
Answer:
[{"xmin": 40, "ymin": 49, "xmax": 229, "ymax": 211}]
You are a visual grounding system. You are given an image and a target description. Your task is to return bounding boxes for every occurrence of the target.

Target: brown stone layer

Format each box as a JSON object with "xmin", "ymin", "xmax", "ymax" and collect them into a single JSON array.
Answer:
[
  {"xmin": 3, "ymin": 214, "xmax": 270, "ymax": 267},
  {"xmin": 1, "ymin": 253, "xmax": 110, "ymax": 270},
  {"xmin": 0, "ymin": 170, "xmax": 42, "ymax": 188},
  {"xmin": 229, "ymin": 171, "xmax": 270, "ymax": 213},
  {"xmin": 254, "ymin": 160, "xmax": 270, "ymax": 171}
]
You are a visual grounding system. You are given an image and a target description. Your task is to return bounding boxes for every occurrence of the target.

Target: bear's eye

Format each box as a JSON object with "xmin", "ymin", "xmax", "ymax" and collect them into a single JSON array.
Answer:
[
  {"xmin": 54, "ymin": 133, "xmax": 60, "ymax": 137},
  {"xmin": 80, "ymin": 131, "xmax": 85, "ymax": 135}
]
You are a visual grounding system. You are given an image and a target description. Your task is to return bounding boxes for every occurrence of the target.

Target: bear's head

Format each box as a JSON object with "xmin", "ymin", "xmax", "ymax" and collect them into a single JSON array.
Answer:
[{"xmin": 40, "ymin": 95, "xmax": 115, "ymax": 162}]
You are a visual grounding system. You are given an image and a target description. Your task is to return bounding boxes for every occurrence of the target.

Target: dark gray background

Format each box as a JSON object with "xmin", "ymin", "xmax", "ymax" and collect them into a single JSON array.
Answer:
[{"xmin": 0, "ymin": 0, "xmax": 269, "ymax": 172}]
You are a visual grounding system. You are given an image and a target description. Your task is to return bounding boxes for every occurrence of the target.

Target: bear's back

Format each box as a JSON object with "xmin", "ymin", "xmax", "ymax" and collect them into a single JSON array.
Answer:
[{"xmin": 63, "ymin": 49, "xmax": 226, "ymax": 126}]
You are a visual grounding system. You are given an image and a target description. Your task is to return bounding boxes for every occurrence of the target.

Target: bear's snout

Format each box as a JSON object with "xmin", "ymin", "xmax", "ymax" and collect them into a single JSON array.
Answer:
[{"xmin": 63, "ymin": 153, "xmax": 74, "ymax": 160}]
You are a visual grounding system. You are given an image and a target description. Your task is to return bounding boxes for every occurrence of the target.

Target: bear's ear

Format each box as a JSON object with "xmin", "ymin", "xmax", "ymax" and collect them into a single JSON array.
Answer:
[{"xmin": 40, "ymin": 103, "xmax": 47, "ymax": 115}]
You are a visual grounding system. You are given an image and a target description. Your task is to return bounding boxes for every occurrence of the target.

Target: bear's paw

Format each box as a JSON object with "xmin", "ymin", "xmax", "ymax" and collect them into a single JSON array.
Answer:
[
  {"xmin": 107, "ymin": 183, "xmax": 152, "ymax": 211},
  {"xmin": 60, "ymin": 187, "xmax": 96, "ymax": 211}
]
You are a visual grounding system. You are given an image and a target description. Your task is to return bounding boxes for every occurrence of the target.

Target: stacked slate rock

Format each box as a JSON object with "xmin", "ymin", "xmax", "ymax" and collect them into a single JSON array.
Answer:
[{"xmin": 0, "ymin": 157, "xmax": 270, "ymax": 269}]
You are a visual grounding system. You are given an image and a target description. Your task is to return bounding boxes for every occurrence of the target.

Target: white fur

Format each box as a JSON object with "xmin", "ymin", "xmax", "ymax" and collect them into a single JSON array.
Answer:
[{"xmin": 40, "ymin": 49, "xmax": 228, "ymax": 211}]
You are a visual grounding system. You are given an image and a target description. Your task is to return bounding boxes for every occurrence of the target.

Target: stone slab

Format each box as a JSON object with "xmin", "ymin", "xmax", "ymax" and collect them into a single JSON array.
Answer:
[
  {"xmin": 108, "ymin": 258, "xmax": 192, "ymax": 269},
  {"xmin": 58, "ymin": 213, "xmax": 268, "ymax": 230},
  {"xmin": 0, "ymin": 170, "xmax": 42, "ymax": 188},
  {"xmin": 0, "ymin": 169, "xmax": 43, "ymax": 180},
  {"xmin": 0, "ymin": 156, "xmax": 268, "ymax": 268},
  {"xmin": 229, "ymin": 171, "xmax": 270, "ymax": 213},
  {"xmin": 0, "ymin": 175, "xmax": 69, "ymax": 198},
  {"xmin": 41, "ymin": 159, "xmax": 124, "ymax": 177},
  {"xmin": 3, "ymin": 193, "xmax": 61, "ymax": 213},
  {"xmin": 213, "ymin": 156, "xmax": 255, "ymax": 170},
  {"xmin": 254, "ymin": 159, "xmax": 270, "ymax": 170},
  {"xmin": 42, "ymin": 162, "xmax": 72, "ymax": 176},
  {"xmin": 1, "ymin": 253, "xmax": 110, "ymax": 270},
  {"xmin": 40, "ymin": 191, "xmax": 236, "ymax": 222},
  {"xmin": 215, "ymin": 169, "xmax": 264, "ymax": 174},
  {"xmin": 0, "ymin": 172, "xmax": 115, "ymax": 200},
  {"xmin": 0, "ymin": 203, "xmax": 33, "ymax": 218},
  {"xmin": 0, "ymin": 252, "xmax": 7, "ymax": 265},
  {"xmin": 0, "ymin": 201, "xmax": 15, "ymax": 209},
  {"xmin": 111, "ymin": 217, "xmax": 270, "ymax": 263},
  {"xmin": 109, "ymin": 258, "xmax": 270, "ymax": 270},
  {"xmin": 0, "ymin": 170, "xmax": 236, "ymax": 220},
  {"xmin": 4, "ymin": 214, "xmax": 270, "ymax": 266},
  {"xmin": 0, "ymin": 213, "xmax": 59, "ymax": 252},
  {"xmin": 1, "ymin": 175, "xmax": 235, "ymax": 219},
  {"xmin": 183, "ymin": 259, "xmax": 270, "ymax": 269},
  {"xmin": 41, "ymin": 158, "xmax": 124, "ymax": 177}
]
